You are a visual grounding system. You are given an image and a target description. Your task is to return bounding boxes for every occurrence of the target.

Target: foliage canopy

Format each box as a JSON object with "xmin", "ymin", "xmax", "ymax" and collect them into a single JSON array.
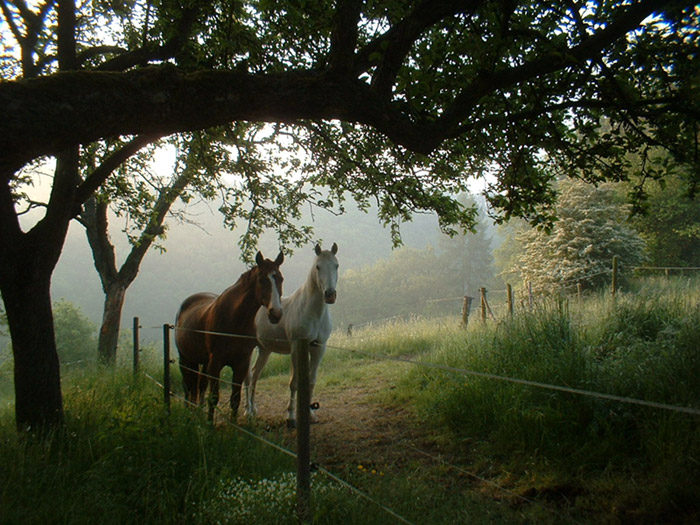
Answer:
[{"xmin": 1, "ymin": 0, "xmax": 699, "ymax": 235}]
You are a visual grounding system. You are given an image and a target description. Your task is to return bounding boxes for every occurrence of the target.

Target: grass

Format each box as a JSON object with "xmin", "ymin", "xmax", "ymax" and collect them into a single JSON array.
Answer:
[
  {"xmin": 1, "ymin": 276, "xmax": 699, "ymax": 523},
  {"xmin": 399, "ymin": 284, "xmax": 700, "ymax": 522}
]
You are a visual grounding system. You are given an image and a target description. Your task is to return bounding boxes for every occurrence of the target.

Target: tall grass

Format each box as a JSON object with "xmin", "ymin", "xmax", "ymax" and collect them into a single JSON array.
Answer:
[
  {"xmin": 2, "ymin": 277, "xmax": 699, "ymax": 523},
  {"xmin": 0, "ymin": 364, "xmax": 533, "ymax": 524},
  {"xmin": 401, "ymin": 284, "xmax": 700, "ymax": 520},
  {"xmin": 0, "ymin": 369, "xmax": 301, "ymax": 524}
]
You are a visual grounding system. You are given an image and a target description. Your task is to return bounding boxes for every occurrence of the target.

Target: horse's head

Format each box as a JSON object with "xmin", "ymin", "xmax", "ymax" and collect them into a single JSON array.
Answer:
[
  {"xmin": 254, "ymin": 250, "xmax": 285, "ymax": 323},
  {"xmin": 313, "ymin": 242, "xmax": 339, "ymax": 304}
]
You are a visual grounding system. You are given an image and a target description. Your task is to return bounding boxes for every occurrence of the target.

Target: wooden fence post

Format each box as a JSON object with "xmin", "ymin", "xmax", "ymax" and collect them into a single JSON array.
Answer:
[
  {"xmin": 528, "ymin": 281, "xmax": 533, "ymax": 309},
  {"xmin": 480, "ymin": 288, "xmax": 487, "ymax": 322},
  {"xmin": 461, "ymin": 296, "xmax": 473, "ymax": 327},
  {"xmin": 163, "ymin": 324, "xmax": 171, "ymax": 414},
  {"xmin": 133, "ymin": 317, "xmax": 140, "ymax": 376},
  {"xmin": 294, "ymin": 339, "xmax": 312, "ymax": 524},
  {"xmin": 612, "ymin": 255, "xmax": 619, "ymax": 298},
  {"xmin": 506, "ymin": 284, "xmax": 513, "ymax": 316}
]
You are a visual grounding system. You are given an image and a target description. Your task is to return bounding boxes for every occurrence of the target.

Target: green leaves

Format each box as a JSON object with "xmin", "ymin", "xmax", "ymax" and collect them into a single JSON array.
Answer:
[{"xmin": 3, "ymin": 0, "xmax": 698, "ymax": 262}]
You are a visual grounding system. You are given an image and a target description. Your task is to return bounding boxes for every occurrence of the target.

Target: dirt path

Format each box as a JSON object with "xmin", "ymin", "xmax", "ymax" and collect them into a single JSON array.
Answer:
[{"xmin": 242, "ymin": 378, "xmax": 436, "ymax": 475}]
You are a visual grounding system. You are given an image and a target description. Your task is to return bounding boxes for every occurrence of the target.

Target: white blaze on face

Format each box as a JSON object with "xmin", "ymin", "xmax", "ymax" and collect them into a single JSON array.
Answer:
[{"xmin": 268, "ymin": 272, "xmax": 283, "ymax": 317}]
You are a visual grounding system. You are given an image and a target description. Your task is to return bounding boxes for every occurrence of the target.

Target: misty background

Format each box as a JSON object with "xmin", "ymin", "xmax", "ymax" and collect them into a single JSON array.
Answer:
[{"xmin": 31, "ymin": 194, "xmax": 497, "ymax": 350}]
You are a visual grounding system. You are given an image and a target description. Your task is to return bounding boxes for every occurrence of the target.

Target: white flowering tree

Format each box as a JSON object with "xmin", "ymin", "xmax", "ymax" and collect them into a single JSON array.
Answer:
[{"xmin": 507, "ymin": 179, "xmax": 646, "ymax": 295}]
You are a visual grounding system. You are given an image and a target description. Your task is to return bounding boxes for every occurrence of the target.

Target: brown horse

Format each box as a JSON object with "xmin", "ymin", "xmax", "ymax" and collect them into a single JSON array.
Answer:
[{"xmin": 174, "ymin": 250, "xmax": 284, "ymax": 421}]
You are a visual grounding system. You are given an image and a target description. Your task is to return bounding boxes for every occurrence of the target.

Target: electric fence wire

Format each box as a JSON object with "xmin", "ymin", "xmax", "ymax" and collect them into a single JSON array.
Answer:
[
  {"xmin": 166, "ymin": 324, "xmax": 700, "ymax": 417},
  {"xmin": 140, "ymin": 369, "xmax": 415, "ymax": 525}
]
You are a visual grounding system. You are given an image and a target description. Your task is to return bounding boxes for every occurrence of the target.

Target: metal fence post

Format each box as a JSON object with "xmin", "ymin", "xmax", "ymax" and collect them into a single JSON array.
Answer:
[
  {"xmin": 294, "ymin": 339, "xmax": 312, "ymax": 523},
  {"xmin": 163, "ymin": 324, "xmax": 171, "ymax": 414},
  {"xmin": 133, "ymin": 317, "xmax": 140, "ymax": 376},
  {"xmin": 612, "ymin": 255, "xmax": 619, "ymax": 298},
  {"xmin": 506, "ymin": 284, "xmax": 513, "ymax": 316}
]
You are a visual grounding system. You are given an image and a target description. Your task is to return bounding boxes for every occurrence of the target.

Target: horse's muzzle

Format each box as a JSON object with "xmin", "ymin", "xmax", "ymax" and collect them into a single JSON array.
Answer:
[
  {"xmin": 268, "ymin": 308, "xmax": 282, "ymax": 324},
  {"xmin": 324, "ymin": 290, "xmax": 337, "ymax": 304}
]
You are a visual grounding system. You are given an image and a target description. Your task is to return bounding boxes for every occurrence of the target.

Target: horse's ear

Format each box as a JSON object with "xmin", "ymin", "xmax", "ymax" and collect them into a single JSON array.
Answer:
[
  {"xmin": 331, "ymin": 242, "xmax": 338, "ymax": 255},
  {"xmin": 275, "ymin": 250, "xmax": 284, "ymax": 266},
  {"xmin": 314, "ymin": 244, "xmax": 322, "ymax": 256},
  {"xmin": 255, "ymin": 251, "xmax": 264, "ymax": 266}
]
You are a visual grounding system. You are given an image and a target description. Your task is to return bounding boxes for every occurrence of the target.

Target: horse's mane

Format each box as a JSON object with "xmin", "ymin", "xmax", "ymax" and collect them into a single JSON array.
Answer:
[
  {"xmin": 222, "ymin": 265, "xmax": 258, "ymax": 298},
  {"xmin": 237, "ymin": 266, "xmax": 258, "ymax": 286}
]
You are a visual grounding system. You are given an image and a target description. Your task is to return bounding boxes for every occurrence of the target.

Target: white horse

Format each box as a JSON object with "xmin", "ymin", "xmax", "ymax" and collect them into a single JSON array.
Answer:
[{"xmin": 246, "ymin": 242, "xmax": 339, "ymax": 428}]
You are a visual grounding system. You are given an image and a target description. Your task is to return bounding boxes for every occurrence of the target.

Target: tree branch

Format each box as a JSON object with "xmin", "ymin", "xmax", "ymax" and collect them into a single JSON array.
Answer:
[
  {"xmin": 119, "ymin": 168, "xmax": 193, "ymax": 284},
  {"xmin": 327, "ymin": 0, "xmax": 362, "ymax": 78},
  {"xmin": 81, "ymin": 196, "xmax": 118, "ymax": 290},
  {"xmin": 438, "ymin": 0, "xmax": 675, "ymax": 133},
  {"xmin": 365, "ymin": 0, "xmax": 484, "ymax": 97},
  {"xmin": 96, "ymin": 5, "xmax": 200, "ymax": 72},
  {"xmin": 75, "ymin": 134, "xmax": 160, "ymax": 208}
]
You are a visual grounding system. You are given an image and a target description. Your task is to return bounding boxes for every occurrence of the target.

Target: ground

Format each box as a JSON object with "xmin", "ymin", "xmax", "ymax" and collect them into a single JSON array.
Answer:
[{"xmin": 242, "ymin": 379, "xmax": 428, "ymax": 473}]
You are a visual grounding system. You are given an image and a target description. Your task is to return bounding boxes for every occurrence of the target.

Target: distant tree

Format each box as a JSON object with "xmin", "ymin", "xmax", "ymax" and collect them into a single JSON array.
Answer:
[
  {"xmin": 505, "ymin": 179, "xmax": 646, "ymax": 295},
  {"xmin": 337, "ymin": 246, "xmax": 456, "ymax": 326},
  {"xmin": 493, "ymin": 218, "xmax": 530, "ymax": 288},
  {"xmin": 437, "ymin": 194, "xmax": 497, "ymax": 298},
  {"xmin": 52, "ymin": 300, "xmax": 98, "ymax": 365}
]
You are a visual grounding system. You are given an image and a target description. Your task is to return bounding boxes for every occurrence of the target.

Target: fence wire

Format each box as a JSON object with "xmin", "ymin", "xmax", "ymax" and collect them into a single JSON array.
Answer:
[
  {"xmin": 166, "ymin": 324, "xmax": 700, "ymax": 418},
  {"xmin": 125, "ymin": 308, "xmax": 700, "ymax": 524},
  {"xmin": 325, "ymin": 342, "xmax": 700, "ymax": 417},
  {"xmin": 140, "ymin": 369, "xmax": 414, "ymax": 525}
]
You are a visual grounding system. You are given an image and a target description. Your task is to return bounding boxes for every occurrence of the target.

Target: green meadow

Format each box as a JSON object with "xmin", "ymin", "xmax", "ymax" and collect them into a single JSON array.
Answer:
[{"xmin": 1, "ymin": 277, "xmax": 699, "ymax": 523}]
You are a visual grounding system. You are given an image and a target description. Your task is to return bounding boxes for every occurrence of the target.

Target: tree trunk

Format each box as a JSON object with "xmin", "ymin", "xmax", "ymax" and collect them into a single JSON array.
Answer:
[
  {"xmin": 97, "ymin": 283, "xmax": 126, "ymax": 365},
  {"xmin": 2, "ymin": 262, "xmax": 64, "ymax": 431},
  {"xmin": 0, "ymin": 147, "xmax": 79, "ymax": 431}
]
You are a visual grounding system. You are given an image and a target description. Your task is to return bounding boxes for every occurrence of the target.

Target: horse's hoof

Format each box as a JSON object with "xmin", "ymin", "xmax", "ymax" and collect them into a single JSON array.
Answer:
[{"xmin": 286, "ymin": 419, "xmax": 297, "ymax": 429}]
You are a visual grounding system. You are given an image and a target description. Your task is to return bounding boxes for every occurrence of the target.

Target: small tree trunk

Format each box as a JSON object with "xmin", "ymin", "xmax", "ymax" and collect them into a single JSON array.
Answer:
[{"xmin": 98, "ymin": 283, "xmax": 127, "ymax": 365}]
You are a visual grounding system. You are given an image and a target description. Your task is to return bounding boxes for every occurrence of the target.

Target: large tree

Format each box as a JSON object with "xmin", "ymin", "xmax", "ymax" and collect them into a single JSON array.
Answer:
[{"xmin": 1, "ymin": 1, "xmax": 698, "ymax": 430}]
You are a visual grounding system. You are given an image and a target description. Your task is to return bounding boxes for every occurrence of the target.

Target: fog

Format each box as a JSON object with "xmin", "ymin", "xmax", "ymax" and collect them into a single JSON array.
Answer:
[{"xmin": 49, "ymin": 199, "xmax": 450, "ymax": 345}]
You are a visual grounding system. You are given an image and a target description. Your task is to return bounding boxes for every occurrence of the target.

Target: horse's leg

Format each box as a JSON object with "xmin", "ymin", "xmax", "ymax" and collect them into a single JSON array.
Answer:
[
  {"xmin": 308, "ymin": 344, "xmax": 327, "ymax": 423},
  {"xmin": 207, "ymin": 357, "xmax": 223, "ymax": 423},
  {"xmin": 287, "ymin": 347, "xmax": 298, "ymax": 429},
  {"xmin": 230, "ymin": 353, "xmax": 252, "ymax": 422},
  {"xmin": 195, "ymin": 364, "xmax": 208, "ymax": 406},
  {"xmin": 245, "ymin": 347, "xmax": 272, "ymax": 418},
  {"xmin": 179, "ymin": 359, "xmax": 198, "ymax": 405}
]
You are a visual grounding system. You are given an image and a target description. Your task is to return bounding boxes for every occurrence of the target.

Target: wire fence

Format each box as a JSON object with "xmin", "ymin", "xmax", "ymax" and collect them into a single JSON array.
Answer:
[
  {"xmin": 140, "ymin": 367, "xmax": 416, "ymax": 525},
  {"xmin": 169, "ymin": 323, "xmax": 700, "ymax": 418},
  {"xmin": 3, "ymin": 262, "xmax": 699, "ymax": 521},
  {"xmin": 149, "ymin": 315, "xmax": 700, "ymax": 522}
]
